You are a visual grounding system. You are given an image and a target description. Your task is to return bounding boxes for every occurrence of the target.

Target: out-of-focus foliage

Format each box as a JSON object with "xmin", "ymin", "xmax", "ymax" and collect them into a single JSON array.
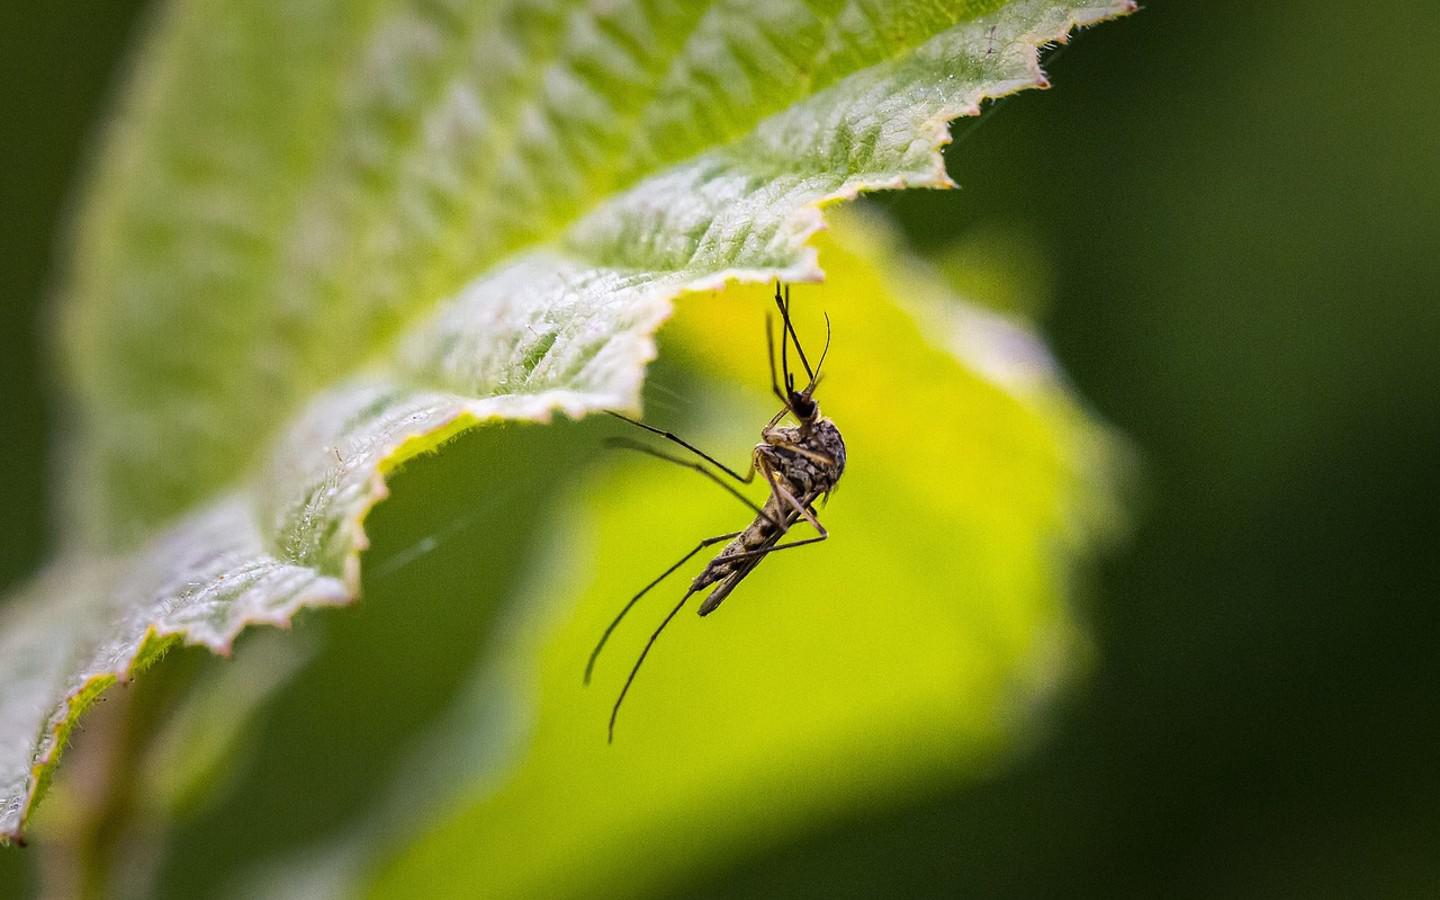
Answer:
[
  {"xmin": 0, "ymin": 0, "xmax": 1132, "ymax": 851},
  {"xmin": 684, "ymin": 3, "xmax": 1440, "ymax": 897},
  {"xmin": 117, "ymin": 212, "xmax": 1117, "ymax": 898},
  {"xmin": 365, "ymin": 215, "xmax": 1115, "ymax": 898}
]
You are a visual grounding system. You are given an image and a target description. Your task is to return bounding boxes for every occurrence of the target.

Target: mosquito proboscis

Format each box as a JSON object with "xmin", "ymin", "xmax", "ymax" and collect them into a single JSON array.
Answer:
[{"xmin": 586, "ymin": 283, "xmax": 847, "ymax": 742}]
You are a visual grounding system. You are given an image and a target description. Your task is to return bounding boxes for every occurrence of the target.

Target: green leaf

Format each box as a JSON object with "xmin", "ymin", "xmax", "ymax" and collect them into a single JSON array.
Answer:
[{"xmin": 0, "ymin": 0, "xmax": 1132, "ymax": 845}]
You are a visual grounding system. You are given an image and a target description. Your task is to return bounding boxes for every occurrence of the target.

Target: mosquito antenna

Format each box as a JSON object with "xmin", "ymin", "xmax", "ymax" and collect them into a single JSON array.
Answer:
[
  {"xmin": 609, "ymin": 588, "xmax": 696, "ymax": 743},
  {"xmin": 805, "ymin": 312, "xmax": 832, "ymax": 394},
  {"xmin": 777, "ymin": 284, "xmax": 815, "ymax": 383}
]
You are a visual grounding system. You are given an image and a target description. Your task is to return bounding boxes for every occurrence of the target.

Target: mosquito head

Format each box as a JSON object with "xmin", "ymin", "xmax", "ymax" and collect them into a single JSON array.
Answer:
[
  {"xmin": 768, "ymin": 283, "xmax": 830, "ymax": 424},
  {"xmin": 789, "ymin": 388, "xmax": 817, "ymax": 421}
]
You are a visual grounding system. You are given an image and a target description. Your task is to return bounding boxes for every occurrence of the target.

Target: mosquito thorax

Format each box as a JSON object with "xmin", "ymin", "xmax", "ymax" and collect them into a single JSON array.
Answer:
[
  {"xmin": 760, "ymin": 414, "xmax": 845, "ymax": 499},
  {"xmin": 808, "ymin": 416, "xmax": 846, "ymax": 481}
]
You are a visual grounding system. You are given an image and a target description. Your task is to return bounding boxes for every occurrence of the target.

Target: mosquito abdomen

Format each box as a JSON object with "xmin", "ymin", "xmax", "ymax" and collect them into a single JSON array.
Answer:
[{"xmin": 688, "ymin": 499, "xmax": 783, "ymax": 592}]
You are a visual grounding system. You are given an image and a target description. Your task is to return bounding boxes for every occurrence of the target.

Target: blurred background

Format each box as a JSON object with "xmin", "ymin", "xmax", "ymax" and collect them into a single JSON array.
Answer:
[{"xmin": 3, "ymin": 1, "xmax": 1437, "ymax": 896}]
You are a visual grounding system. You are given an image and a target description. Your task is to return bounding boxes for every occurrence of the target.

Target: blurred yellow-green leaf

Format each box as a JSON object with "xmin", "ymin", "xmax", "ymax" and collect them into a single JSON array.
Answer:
[
  {"xmin": 364, "ymin": 212, "xmax": 1118, "ymax": 898},
  {"xmin": 172, "ymin": 211, "xmax": 1116, "ymax": 898},
  {"xmin": 49, "ymin": 212, "xmax": 1119, "ymax": 898}
]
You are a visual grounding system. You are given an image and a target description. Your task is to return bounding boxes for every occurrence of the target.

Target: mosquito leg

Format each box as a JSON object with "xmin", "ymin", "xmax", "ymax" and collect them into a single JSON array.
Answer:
[
  {"xmin": 752, "ymin": 457, "xmax": 807, "ymax": 537},
  {"xmin": 610, "ymin": 587, "xmax": 697, "ymax": 743},
  {"xmin": 777, "ymin": 283, "xmax": 815, "ymax": 381},
  {"xmin": 584, "ymin": 530, "xmax": 741, "ymax": 685},
  {"xmin": 720, "ymin": 533, "xmax": 828, "ymax": 562},
  {"xmin": 604, "ymin": 438, "xmax": 779, "ymax": 527},
  {"xmin": 766, "ymin": 309, "xmax": 790, "ymax": 410},
  {"xmin": 605, "ymin": 411, "xmax": 755, "ymax": 483},
  {"xmin": 753, "ymin": 457, "xmax": 826, "ymax": 535},
  {"xmin": 760, "ymin": 437, "xmax": 835, "ymax": 469},
  {"xmin": 718, "ymin": 480, "xmax": 828, "ymax": 563},
  {"xmin": 764, "ymin": 468, "xmax": 828, "ymax": 536}
]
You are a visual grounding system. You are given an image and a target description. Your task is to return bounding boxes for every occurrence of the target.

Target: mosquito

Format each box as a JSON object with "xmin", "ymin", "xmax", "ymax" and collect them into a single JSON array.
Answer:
[{"xmin": 586, "ymin": 283, "xmax": 847, "ymax": 742}]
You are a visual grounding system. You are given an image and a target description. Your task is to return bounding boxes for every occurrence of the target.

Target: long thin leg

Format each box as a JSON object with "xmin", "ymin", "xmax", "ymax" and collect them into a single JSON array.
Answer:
[
  {"xmin": 777, "ymin": 284, "xmax": 814, "ymax": 381},
  {"xmin": 605, "ymin": 438, "xmax": 778, "ymax": 527},
  {"xmin": 609, "ymin": 587, "xmax": 696, "ymax": 743},
  {"xmin": 766, "ymin": 310, "xmax": 790, "ymax": 410},
  {"xmin": 756, "ymin": 458, "xmax": 828, "ymax": 537},
  {"xmin": 723, "ymin": 475, "xmax": 828, "ymax": 564},
  {"xmin": 710, "ymin": 481, "xmax": 829, "ymax": 563},
  {"xmin": 720, "ymin": 533, "xmax": 827, "ymax": 562},
  {"xmin": 777, "ymin": 482, "xmax": 827, "ymax": 536},
  {"xmin": 760, "ymin": 436, "xmax": 835, "ymax": 469},
  {"xmin": 584, "ymin": 530, "xmax": 740, "ymax": 685},
  {"xmin": 605, "ymin": 411, "xmax": 754, "ymax": 483}
]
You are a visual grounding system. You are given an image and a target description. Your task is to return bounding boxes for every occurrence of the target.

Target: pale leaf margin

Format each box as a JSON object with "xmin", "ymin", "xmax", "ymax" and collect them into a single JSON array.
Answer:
[{"xmin": 0, "ymin": 0, "xmax": 1134, "ymax": 845}]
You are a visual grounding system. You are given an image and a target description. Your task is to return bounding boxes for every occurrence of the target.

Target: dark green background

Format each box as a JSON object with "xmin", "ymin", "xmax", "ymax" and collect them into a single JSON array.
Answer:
[{"xmin": 3, "ymin": 2, "xmax": 1437, "ymax": 896}]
